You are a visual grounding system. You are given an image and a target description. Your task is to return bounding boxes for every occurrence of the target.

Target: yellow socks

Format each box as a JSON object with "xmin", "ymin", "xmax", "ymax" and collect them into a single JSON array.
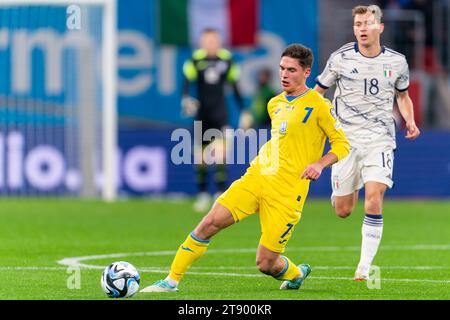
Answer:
[
  {"xmin": 274, "ymin": 256, "xmax": 301, "ymax": 281},
  {"xmin": 168, "ymin": 232, "xmax": 210, "ymax": 283},
  {"xmin": 167, "ymin": 233, "xmax": 299, "ymax": 285}
]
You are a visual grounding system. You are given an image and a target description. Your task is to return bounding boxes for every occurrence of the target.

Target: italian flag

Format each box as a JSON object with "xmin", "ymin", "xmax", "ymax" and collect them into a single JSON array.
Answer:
[
  {"xmin": 383, "ymin": 65, "xmax": 393, "ymax": 78},
  {"xmin": 158, "ymin": 0, "xmax": 258, "ymax": 47}
]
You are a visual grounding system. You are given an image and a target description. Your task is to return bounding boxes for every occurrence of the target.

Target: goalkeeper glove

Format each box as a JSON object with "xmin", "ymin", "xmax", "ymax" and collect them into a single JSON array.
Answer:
[
  {"xmin": 181, "ymin": 96, "xmax": 200, "ymax": 117},
  {"xmin": 238, "ymin": 110, "xmax": 254, "ymax": 130}
]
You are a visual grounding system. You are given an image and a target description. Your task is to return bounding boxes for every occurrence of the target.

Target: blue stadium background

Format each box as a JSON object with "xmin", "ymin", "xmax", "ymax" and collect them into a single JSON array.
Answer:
[
  {"xmin": 116, "ymin": 0, "xmax": 449, "ymax": 198},
  {"xmin": 1, "ymin": 0, "xmax": 449, "ymax": 197}
]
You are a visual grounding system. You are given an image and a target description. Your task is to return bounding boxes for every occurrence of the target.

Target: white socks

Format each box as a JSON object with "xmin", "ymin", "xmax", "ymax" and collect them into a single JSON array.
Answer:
[
  {"xmin": 357, "ymin": 214, "xmax": 383, "ymax": 276},
  {"xmin": 164, "ymin": 276, "xmax": 179, "ymax": 288}
]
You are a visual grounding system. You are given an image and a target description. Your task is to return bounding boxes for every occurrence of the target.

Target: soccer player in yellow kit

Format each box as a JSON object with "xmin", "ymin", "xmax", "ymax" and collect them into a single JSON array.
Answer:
[{"xmin": 141, "ymin": 44, "xmax": 350, "ymax": 293}]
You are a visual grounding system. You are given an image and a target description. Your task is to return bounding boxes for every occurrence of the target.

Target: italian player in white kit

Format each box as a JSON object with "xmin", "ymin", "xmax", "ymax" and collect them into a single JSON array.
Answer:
[{"xmin": 314, "ymin": 4, "xmax": 420, "ymax": 280}]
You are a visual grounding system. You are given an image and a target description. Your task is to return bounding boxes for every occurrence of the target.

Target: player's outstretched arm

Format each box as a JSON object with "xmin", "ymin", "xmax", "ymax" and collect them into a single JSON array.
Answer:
[
  {"xmin": 301, "ymin": 153, "xmax": 338, "ymax": 181},
  {"xmin": 180, "ymin": 60, "xmax": 200, "ymax": 117},
  {"xmin": 396, "ymin": 90, "xmax": 420, "ymax": 140}
]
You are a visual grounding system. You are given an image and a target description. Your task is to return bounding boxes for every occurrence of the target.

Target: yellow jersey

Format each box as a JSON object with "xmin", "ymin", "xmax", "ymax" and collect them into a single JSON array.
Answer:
[{"xmin": 249, "ymin": 89, "xmax": 350, "ymax": 210}]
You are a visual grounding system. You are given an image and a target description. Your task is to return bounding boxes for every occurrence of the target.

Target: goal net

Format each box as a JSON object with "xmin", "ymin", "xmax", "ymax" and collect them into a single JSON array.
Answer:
[{"xmin": 0, "ymin": 0, "xmax": 117, "ymax": 200}]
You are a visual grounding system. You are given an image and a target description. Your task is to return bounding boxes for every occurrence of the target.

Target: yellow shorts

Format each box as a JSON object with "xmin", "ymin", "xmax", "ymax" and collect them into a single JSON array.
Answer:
[{"xmin": 216, "ymin": 167, "xmax": 304, "ymax": 253}]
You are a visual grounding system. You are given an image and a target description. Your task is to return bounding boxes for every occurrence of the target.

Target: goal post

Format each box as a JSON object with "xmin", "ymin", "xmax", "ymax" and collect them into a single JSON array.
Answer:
[{"xmin": 0, "ymin": 0, "xmax": 118, "ymax": 201}]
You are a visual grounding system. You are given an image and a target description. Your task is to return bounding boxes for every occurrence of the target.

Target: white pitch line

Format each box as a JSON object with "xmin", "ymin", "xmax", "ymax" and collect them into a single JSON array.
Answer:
[
  {"xmin": 54, "ymin": 246, "xmax": 450, "ymax": 285},
  {"xmin": 134, "ymin": 269, "xmax": 450, "ymax": 284},
  {"xmin": 2, "ymin": 265, "xmax": 450, "ymax": 271},
  {"xmin": 0, "ymin": 266, "xmax": 67, "ymax": 271},
  {"xmin": 136, "ymin": 270, "xmax": 450, "ymax": 284},
  {"xmin": 2, "ymin": 265, "xmax": 448, "ymax": 285},
  {"xmin": 190, "ymin": 266, "xmax": 450, "ymax": 270},
  {"xmin": 307, "ymin": 276, "xmax": 450, "ymax": 284},
  {"xmin": 56, "ymin": 243, "xmax": 450, "ymax": 267},
  {"xmin": 2, "ymin": 265, "xmax": 450, "ymax": 284}
]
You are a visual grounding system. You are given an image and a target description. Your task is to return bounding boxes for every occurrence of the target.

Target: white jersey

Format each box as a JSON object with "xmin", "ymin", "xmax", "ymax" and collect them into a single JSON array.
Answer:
[{"xmin": 316, "ymin": 42, "xmax": 409, "ymax": 149}]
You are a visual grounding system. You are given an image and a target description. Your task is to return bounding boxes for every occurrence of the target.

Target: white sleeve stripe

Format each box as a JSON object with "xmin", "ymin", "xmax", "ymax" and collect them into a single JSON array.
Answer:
[
  {"xmin": 332, "ymin": 42, "xmax": 355, "ymax": 55},
  {"xmin": 385, "ymin": 48, "xmax": 405, "ymax": 58}
]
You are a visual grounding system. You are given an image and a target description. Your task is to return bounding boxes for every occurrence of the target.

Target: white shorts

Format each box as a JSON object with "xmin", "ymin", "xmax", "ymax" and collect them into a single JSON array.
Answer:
[{"xmin": 331, "ymin": 145, "xmax": 394, "ymax": 197}]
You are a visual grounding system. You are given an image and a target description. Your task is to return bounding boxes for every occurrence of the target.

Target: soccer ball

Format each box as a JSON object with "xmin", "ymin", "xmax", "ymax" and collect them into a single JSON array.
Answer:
[{"xmin": 101, "ymin": 261, "xmax": 140, "ymax": 298}]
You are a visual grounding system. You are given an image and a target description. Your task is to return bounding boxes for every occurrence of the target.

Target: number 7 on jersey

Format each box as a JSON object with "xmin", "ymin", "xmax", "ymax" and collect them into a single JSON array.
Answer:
[{"xmin": 302, "ymin": 107, "xmax": 314, "ymax": 123}]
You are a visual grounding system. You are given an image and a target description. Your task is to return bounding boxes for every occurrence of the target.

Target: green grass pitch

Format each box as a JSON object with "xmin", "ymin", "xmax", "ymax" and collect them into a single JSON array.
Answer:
[{"xmin": 0, "ymin": 198, "xmax": 449, "ymax": 300}]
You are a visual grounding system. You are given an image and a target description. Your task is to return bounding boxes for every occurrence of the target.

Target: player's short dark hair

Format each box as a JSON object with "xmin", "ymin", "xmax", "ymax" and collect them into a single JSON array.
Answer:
[
  {"xmin": 281, "ymin": 44, "xmax": 313, "ymax": 69},
  {"xmin": 202, "ymin": 28, "xmax": 220, "ymax": 35}
]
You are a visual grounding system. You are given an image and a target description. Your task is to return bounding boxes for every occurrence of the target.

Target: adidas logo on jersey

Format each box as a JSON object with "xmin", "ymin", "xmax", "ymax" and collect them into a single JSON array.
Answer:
[{"xmin": 350, "ymin": 68, "xmax": 358, "ymax": 74}]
